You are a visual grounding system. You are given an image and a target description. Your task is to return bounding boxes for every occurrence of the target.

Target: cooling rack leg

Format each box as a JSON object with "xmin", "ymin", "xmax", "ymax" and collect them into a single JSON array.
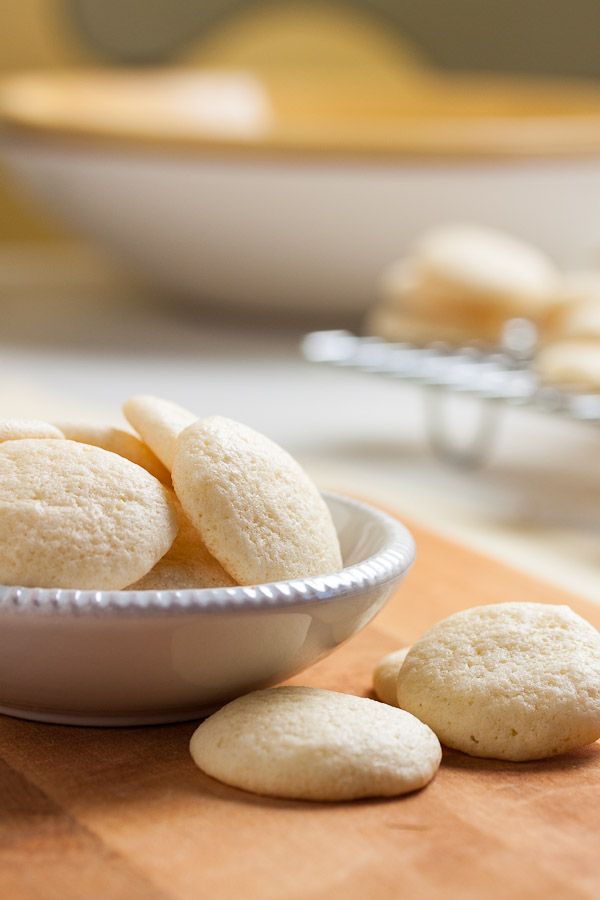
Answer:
[{"xmin": 424, "ymin": 386, "xmax": 500, "ymax": 469}]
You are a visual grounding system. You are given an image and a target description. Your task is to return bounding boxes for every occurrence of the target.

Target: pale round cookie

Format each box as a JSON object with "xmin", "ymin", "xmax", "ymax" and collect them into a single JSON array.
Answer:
[
  {"xmin": 123, "ymin": 395, "xmax": 197, "ymax": 470},
  {"xmin": 540, "ymin": 271, "xmax": 600, "ymax": 344},
  {"xmin": 535, "ymin": 339, "xmax": 600, "ymax": 389},
  {"xmin": 380, "ymin": 257, "xmax": 511, "ymax": 328},
  {"xmin": 127, "ymin": 501, "xmax": 237, "ymax": 590},
  {"xmin": 396, "ymin": 602, "xmax": 600, "ymax": 761},
  {"xmin": 55, "ymin": 422, "xmax": 170, "ymax": 484},
  {"xmin": 412, "ymin": 223, "xmax": 558, "ymax": 318},
  {"xmin": 373, "ymin": 647, "xmax": 411, "ymax": 706},
  {"xmin": 366, "ymin": 304, "xmax": 506, "ymax": 346},
  {"xmin": 172, "ymin": 416, "xmax": 342, "ymax": 585},
  {"xmin": 0, "ymin": 439, "xmax": 179, "ymax": 590},
  {"xmin": 545, "ymin": 299, "xmax": 600, "ymax": 342},
  {"xmin": 552, "ymin": 269, "xmax": 600, "ymax": 307},
  {"xmin": 0, "ymin": 419, "xmax": 64, "ymax": 443},
  {"xmin": 369, "ymin": 251, "xmax": 528, "ymax": 346},
  {"xmin": 189, "ymin": 686, "xmax": 442, "ymax": 801}
]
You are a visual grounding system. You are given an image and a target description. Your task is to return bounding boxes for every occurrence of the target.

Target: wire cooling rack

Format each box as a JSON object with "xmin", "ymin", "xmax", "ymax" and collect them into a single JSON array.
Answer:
[{"xmin": 301, "ymin": 330, "xmax": 600, "ymax": 466}]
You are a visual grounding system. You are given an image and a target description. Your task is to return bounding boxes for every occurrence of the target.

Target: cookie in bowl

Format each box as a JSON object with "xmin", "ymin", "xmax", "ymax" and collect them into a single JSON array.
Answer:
[
  {"xmin": 172, "ymin": 415, "xmax": 342, "ymax": 585},
  {"xmin": 0, "ymin": 437, "xmax": 178, "ymax": 590}
]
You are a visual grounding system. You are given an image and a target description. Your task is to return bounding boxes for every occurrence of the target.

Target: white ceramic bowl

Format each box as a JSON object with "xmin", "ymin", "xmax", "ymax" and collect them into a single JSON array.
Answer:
[
  {"xmin": 4, "ymin": 70, "xmax": 600, "ymax": 319},
  {"xmin": 0, "ymin": 493, "xmax": 415, "ymax": 726}
]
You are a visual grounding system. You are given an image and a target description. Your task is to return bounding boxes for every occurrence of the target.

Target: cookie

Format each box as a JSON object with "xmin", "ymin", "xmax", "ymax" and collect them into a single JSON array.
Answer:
[
  {"xmin": 55, "ymin": 422, "xmax": 170, "ymax": 484},
  {"xmin": 545, "ymin": 299, "xmax": 600, "ymax": 342},
  {"xmin": 127, "ymin": 500, "xmax": 237, "ymax": 590},
  {"xmin": 535, "ymin": 339, "xmax": 600, "ymax": 390},
  {"xmin": 366, "ymin": 304, "xmax": 506, "ymax": 346},
  {"xmin": 373, "ymin": 647, "xmax": 411, "ymax": 706},
  {"xmin": 0, "ymin": 419, "xmax": 64, "ymax": 443},
  {"xmin": 123, "ymin": 395, "xmax": 197, "ymax": 470},
  {"xmin": 380, "ymin": 257, "xmax": 512, "ymax": 332},
  {"xmin": 0, "ymin": 439, "xmax": 178, "ymax": 589},
  {"xmin": 367, "ymin": 225, "xmax": 557, "ymax": 347},
  {"xmin": 412, "ymin": 223, "xmax": 558, "ymax": 318},
  {"xmin": 396, "ymin": 602, "xmax": 600, "ymax": 761},
  {"xmin": 189, "ymin": 686, "xmax": 441, "ymax": 801},
  {"xmin": 172, "ymin": 416, "xmax": 342, "ymax": 585}
]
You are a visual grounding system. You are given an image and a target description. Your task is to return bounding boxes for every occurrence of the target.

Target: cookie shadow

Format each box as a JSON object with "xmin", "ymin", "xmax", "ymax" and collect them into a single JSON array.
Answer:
[
  {"xmin": 196, "ymin": 770, "xmax": 422, "ymax": 811},
  {"xmin": 440, "ymin": 741, "xmax": 600, "ymax": 773}
]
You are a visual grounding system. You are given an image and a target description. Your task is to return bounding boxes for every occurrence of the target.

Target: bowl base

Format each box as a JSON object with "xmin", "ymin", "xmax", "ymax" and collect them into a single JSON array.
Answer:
[{"xmin": 0, "ymin": 703, "xmax": 220, "ymax": 727}]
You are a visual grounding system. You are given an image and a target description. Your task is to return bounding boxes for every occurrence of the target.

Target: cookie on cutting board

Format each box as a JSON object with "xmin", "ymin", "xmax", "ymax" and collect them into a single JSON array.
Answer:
[{"xmin": 190, "ymin": 686, "xmax": 442, "ymax": 801}]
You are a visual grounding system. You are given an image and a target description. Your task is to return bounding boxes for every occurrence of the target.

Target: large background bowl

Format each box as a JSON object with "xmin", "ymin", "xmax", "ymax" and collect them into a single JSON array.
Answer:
[
  {"xmin": 0, "ymin": 493, "xmax": 415, "ymax": 726},
  {"xmin": 3, "ymin": 70, "xmax": 600, "ymax": 319}
]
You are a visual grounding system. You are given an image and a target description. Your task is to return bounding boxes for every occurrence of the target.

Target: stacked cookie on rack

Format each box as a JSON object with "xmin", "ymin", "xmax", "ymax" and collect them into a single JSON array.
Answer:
[
  {"xmin": 366, "ymin": 223, "xmax": 560, "ymax": 347},
  {"xmin": 535, "ymin": 271, "xmax": 600, "ymax": 391}
]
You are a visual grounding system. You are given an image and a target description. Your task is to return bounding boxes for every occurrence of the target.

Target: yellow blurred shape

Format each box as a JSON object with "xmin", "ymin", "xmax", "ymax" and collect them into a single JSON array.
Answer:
[
  {"xmin": 0, "ymin": 1, "xmax": 427, "ymax": 242},
  {"xmin": 187, "ymin": 2, "xmax": 428, "ymax": 82}
]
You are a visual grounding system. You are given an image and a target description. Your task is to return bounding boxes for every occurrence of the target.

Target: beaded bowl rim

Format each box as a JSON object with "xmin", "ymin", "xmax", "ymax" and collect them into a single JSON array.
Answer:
[{"xmin": 0, "ymin": 493, "xmax": 415, "ymax": 617}]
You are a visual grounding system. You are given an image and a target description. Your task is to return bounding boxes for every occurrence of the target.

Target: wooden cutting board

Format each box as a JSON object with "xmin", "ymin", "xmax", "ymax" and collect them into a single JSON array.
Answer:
[{"xmin": 1, "ymin": 516, "xmax": 600, "ymax": 900}]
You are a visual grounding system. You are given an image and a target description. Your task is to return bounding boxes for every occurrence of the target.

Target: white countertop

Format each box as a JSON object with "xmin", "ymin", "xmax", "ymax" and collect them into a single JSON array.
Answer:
[{"xmin": 1, "ymin": 272, "xmax": 599, "ymax": 603}]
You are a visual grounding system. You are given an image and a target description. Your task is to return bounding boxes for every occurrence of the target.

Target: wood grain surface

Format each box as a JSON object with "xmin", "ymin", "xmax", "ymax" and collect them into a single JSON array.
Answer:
[{"xmin": 1, "ymin": 517, "xmax": 600, "ymax": 900}]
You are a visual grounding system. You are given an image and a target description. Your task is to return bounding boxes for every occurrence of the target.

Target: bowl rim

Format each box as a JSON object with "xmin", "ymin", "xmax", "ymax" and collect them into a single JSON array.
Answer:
[
  {"xmin": 4, "ymin": 69, "xmax": 600, "ymax": 161},
  {"xmin": 0, "ymin": 492, "xmax": 415, "ymax": 617}
]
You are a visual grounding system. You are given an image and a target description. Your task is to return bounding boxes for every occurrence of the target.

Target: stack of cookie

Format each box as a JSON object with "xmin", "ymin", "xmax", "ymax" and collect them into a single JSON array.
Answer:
[
  {"xmin": 535, "ymin": 270, "xmax": 600, "ymax": 391},
  {"xmin": 0, "ymin": 395, "xmax": 342, "ymax": 591},
  {"xmin": 367, "ymin": 223, "xmax": 559, "ymax": 346}
]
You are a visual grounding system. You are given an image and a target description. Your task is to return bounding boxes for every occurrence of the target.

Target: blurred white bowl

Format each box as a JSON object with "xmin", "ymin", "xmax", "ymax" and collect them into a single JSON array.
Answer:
[
  {"xmin": 0, "ymin": 492, "xmax": 415, "ymax": 726},
  {"xmin": 3, "ymin": 70, "xmax": 600, "ymax": 318}
]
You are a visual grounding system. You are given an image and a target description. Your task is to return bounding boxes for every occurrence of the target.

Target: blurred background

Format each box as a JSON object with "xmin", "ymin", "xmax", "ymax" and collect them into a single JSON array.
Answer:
[
  {"xmin": 6, "ymin": 0, "xmax": 600, "ymax": 245},
  {"xmin": 2, "ymin": 0, "xmax": 600, "ymax": 604}
]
